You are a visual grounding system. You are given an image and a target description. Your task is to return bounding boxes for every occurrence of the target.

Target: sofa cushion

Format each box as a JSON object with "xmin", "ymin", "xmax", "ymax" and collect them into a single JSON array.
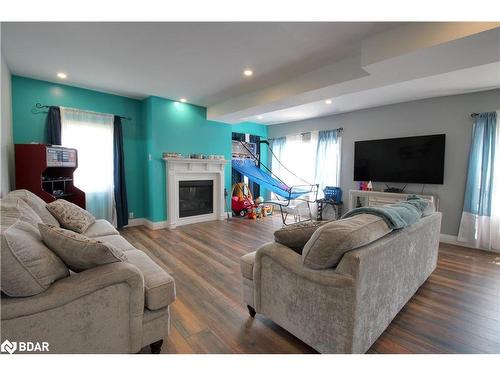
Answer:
[
  {"xmin": 240, "ymin": 251, "xmax": 256, "ymax": 280},
  {"xmin": 38, "ymin": 223, "xmax": 127, "ymax": 272},
  {"xmin": 46, "ymin": 199, "xmax": 96, "ymax": 233},
  {"xmin": 93, "ymin": 234, "xmax": 136, "ymax": 252},
  {"xmin": 1, "ymin": 220, "xmax": 69, "ymax": 297},
  {"xmin": 125, "ymin": 250, "xmax": 176, "ymax": 310},
  {"xmin": 83, "ymin": 219, "xmax": 119, "ymax": 238},
  {"xmin": 274, "ymin": 221, "xmax": 326, "ymax": 253},
  {"xmin": 302, "ymin": 214, "xmax": 391, "ymax": 269},
  {"xmin": 8, "ymin": 189, "xmax": 60, "ymax": 227}
]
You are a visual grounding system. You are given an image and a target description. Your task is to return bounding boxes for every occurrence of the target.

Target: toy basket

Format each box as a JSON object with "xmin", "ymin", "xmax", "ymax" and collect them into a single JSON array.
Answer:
[{"xmin": 323, "ymin": 186, "xmax": 342, "ymax": 203}]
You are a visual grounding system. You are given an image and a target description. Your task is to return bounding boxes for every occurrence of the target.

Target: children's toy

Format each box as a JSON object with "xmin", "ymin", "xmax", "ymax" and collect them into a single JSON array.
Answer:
[
  {"xmin": 231, "ymin": 140, "xmax": 318, "ymax": 225},
  {"xmin": 231, "ymin": 182, "xmax": 255, "ymax": 216},
  {"xmin": 263, "ymin": 204, "xmax": 273, "ymax": 216},
  {"xmin": 247, "ymin": 208, "xmax": 257, "ymax": 220},
  {"xmin": 323, "ymin": 186, "xmax": 342, "ymax": 203}
]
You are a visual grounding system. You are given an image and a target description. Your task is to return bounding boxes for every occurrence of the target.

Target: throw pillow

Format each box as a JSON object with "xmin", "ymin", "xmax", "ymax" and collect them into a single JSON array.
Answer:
[
  {"xmin": 46, "ymin": 199, "xmax": 96, "ymax": 233},
  {"xmin": 274, "ymin": 220, "xmax": 326, "ymax": 253},
  {"xmin": 1, "ymin": 220, "xmax": 69, "ymax": 297},
  {"xmin": 302, "ymin": 214, "xmax": 391, "ymax": 269},
  {"xmin": 38, "ymin": 223, "xmax": 127, "ymax": 272}
]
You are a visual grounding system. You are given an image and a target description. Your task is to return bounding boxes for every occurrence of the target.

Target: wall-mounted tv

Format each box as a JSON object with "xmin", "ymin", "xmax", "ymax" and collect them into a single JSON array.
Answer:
[{"xmin": 354, "ymin": 134, "xmax": 446, "ymax": 184}]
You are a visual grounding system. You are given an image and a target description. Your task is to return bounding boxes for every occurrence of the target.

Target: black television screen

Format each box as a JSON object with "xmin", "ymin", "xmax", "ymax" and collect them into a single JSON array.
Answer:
[{"xmin": 354, "ymin": 134, "xmax": 445, "ymax": 184}]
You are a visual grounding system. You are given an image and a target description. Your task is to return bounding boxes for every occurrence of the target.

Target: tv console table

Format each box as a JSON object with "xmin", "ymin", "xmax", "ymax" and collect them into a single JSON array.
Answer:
[{"xmin": 348, "ymin": 190, "xmax": 438, "ymax": 211}]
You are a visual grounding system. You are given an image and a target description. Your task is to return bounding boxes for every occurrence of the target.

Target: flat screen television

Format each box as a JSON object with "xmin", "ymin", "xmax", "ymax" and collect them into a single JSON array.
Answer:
[{"xmin": 354, "ymin": 134, "xmax": 445, "ymax": 184}]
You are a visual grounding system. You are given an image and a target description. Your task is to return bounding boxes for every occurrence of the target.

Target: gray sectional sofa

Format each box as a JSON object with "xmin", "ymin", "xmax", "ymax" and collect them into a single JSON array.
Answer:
[
  {"xmin": 240, "ymin": 212, "xmax": 442, "ymax": 353},
  {"xmin": 1, "ymin": 190, "xmax": 175, "ymax": 353}
]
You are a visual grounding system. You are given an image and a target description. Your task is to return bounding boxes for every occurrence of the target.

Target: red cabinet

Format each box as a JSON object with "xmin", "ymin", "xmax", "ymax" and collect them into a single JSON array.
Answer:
[{"xmin": 15, "ymin": 144, "xmax": 86, "ymax": 208}]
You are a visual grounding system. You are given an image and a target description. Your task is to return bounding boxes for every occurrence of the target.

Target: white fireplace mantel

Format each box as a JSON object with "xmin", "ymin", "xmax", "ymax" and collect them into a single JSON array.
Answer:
[{"xmin": 163, "ymin": 157, "xmax": 228, "ymax": 229}]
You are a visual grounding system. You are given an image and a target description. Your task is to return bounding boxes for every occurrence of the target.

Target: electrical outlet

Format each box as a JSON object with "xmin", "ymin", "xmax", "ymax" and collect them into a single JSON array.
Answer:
[
  {"xmin": 128, "ymin": 212, "xmax": 134, "ymax": 219},
  {"xmin": 148, "ymin": 153, "xmax": 152, "ymax": 161}
]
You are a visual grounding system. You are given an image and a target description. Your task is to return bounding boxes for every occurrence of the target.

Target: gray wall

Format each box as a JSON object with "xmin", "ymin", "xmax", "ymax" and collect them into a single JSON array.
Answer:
[
  {"xmin": 268, "ymin": 89, "xmax": 500, "ymax": 236},
  {"xmin": 1, "ymin": 30, "xmax": 14, "ymax": 198}
]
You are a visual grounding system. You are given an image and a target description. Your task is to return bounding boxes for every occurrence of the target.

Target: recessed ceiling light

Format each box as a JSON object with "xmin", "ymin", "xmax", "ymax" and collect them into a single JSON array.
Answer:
[
  {"xmin": 257, "ymin": 115, "xmax": 263, "ymax": 120},
  {"xmin": 180, "ymin": 98, "xmax": 187, "ymax": 103},
  {"xmin": 325, "ymin": 99, "xmax": 332, "ymax": 105},
  {"xmin": 57, "ymin": 72, "xmax": 67, "ymax": 79},
  {"xmin": 243, "ymin": 69, "xmax": 253, "ymax": 77}
]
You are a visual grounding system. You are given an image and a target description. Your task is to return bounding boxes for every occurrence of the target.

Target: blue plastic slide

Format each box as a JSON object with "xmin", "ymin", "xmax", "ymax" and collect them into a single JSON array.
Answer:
[{"xmin": 231, "ymin": 158, "xmax": 309, "ymax": 199}]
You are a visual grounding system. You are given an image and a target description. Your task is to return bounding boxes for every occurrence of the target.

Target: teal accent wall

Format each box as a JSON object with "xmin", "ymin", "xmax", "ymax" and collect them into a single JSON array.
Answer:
[
  {"xmin": 11, "ymin": 76, "xmax": 147, "ymax": 218},
  {"xmin": 143, "ymin": 96, "xmax": 233, "ymax": 221},
  {"xmin": 232, "ymin": 122, "xmax": 268, "ymax": 138},
  {"xmin": 10, "ymin": 76, "xmax": 268, "ymax": 223}
]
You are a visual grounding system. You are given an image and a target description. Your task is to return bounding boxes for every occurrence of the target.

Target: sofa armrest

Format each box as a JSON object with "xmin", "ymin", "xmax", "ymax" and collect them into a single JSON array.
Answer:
[
  {"xmin": 251, "ymin": 242, "xmax": 356, "ymax": 353},
  {"xmin": 1, "ymin": 262, "xmax": 145, "ymax": 353},
  {"xmin": 1, "ymin": 262, "xmax": 144, "ymax": 319}
]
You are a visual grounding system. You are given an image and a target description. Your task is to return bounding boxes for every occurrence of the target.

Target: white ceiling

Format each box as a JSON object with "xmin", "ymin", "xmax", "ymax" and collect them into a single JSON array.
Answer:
[
  {"xmin": 2, "ymin": 22, "xmax": 499, "ymax": 126},
  {"xmin": 250, "ymin": 62, "xmax": 500, "ymax": 124},
  {"xmin": 1, "ymin": 22, "xmax": 396, "ymax": 105},
  {"xmin": 210, "ymin": 24, "xmax": 500, "ymax": 124}
]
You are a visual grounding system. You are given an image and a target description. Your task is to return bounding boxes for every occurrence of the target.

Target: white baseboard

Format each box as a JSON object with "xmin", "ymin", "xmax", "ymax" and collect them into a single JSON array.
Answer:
[
  {"xmin": 125, "ymin": 212, "xmax": 232, "ymax": 230},
  {"xmin": 125, "ymin": 218, "xmax": 146, "ymax": 227},
  {"xmin": 440, "ymin": 233, "xmax": 499, "ymax": 253},
  {"xmin": 124, "ymin": 218, "xmax": 168, "ymax": 230},
  {"xmin": 143, "ymin": 219, "xmax": 169, "ymax": 230},
  {"xmin": 439, "ymin": 234, "xmax": 462, "ymax": 246}
]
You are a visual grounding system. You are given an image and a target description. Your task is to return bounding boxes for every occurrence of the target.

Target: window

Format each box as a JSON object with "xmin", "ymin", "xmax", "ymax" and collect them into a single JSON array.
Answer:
[
  {"xmin": 60, "ymin": 107, "xmax": 115, "ymax": 224},
  {"xmin": 271, "ymin": 129, "xmax": 341, "ymax": 198}
]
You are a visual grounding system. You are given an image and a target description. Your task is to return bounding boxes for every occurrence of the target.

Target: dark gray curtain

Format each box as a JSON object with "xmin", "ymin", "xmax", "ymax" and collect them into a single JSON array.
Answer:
[
  {"xmin": 249, "ymin": 134, "xmax": 261, "ymax": 197},
  {"xmin": 46, "ymin": 106, "xmax": 61, "ymax": 145},
  {"xmin": 231, "ymin": 132, "xmax": 245, "ymax": 188},
  {"xmin": 113, "ymin": 116, "xmax": 129, "ymax": 228}
]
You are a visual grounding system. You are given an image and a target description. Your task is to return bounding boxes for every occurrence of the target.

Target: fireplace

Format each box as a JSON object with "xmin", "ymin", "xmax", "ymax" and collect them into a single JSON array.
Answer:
[
  {"xmin": 164, "ymin": 157, "xmax": 227, "ymax": 229},
  {"xmin": 179, "ymin": 180, "xmax": 214, "ymax": 218}
]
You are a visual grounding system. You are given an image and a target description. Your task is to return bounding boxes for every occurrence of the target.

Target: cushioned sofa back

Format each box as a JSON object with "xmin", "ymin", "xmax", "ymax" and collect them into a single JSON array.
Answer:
[
  {"xmin": 8, "ymin": 190, "xmax": 60, "ymax": 227},
  {"xmin": 302, "ymin": 214, "xmax": 391, "ymax": 269}
]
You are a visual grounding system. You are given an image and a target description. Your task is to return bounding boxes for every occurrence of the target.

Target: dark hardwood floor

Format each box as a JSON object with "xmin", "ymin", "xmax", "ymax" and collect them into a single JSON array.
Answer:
[{"xmin": 121, "ymin": 216, "xmax": 500, "ymax": 354}]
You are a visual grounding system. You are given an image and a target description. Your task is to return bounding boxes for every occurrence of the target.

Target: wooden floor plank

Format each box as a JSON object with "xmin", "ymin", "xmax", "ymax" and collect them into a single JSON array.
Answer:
[{"xmin": 121, "ymin": 216, "xmax": 500, "ymax": 354}]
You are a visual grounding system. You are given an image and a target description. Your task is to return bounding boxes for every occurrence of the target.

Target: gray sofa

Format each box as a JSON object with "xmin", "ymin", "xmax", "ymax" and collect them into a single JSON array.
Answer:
[
  {"xmin": 240, "ymin": 212, "xmax": 442, "ymax": 353},
  {"xmin": 1, "ymin": 190, "xmax": 175, "ymax": 354}
]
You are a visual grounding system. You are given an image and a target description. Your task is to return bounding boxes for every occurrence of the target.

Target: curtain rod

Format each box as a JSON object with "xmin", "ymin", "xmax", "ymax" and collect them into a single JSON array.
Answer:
[
  {"xmin": 267, "ymin": 127, "xmax": 343, "ymax": 141},
  {"xmin": 32, "ymin": 103, "xmax": 132, "ymax": 121}
]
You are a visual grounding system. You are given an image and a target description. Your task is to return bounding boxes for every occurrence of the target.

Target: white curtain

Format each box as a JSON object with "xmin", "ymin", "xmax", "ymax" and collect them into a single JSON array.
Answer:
[
  {"xmin": 270, "ymin": 137, "xmax": 286, "ymax": 182},
  {"xmin": 490, "ymin": 110, "xmax": 500, "ymax": 250},
  {"xmin": 60, "ymin": 107, "xmax": 116, "ymax": 224},
  {"xmin": 274, "ymin": 133, "xmax": 318, "ymax": 187},
  {"xmin": 315, "ymin": 129, "xmax": 342, "ymax": 195}
]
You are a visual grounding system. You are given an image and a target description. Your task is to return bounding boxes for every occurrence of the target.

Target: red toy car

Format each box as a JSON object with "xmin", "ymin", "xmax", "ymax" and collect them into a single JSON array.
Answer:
[{"xmin": 231, "ymin": 196, "xmax": 254, "ymax": 216}]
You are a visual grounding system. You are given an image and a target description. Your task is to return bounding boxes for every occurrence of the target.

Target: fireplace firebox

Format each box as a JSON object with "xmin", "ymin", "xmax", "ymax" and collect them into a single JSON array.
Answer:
[{"xmin": 179, "ymin": 180, "xmax": 214, "ymax": 218}]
